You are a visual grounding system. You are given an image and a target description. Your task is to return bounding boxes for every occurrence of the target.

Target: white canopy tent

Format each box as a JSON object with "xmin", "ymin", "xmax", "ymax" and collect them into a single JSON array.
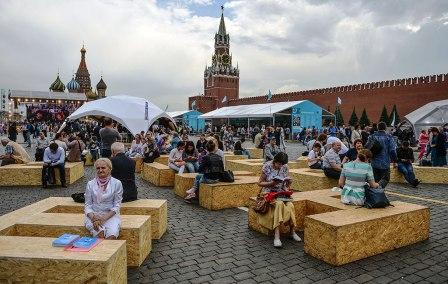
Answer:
[
  {"xmin": 64, "ymin": 95, "xmax": 175, "ymax": 135},
  {"xmin": 404, "ymin": 99, "xmax": 448, "ymax": 135},
  {"xmin": 200, "ymin": 101, "xmax": 305, "ymax": 119}
]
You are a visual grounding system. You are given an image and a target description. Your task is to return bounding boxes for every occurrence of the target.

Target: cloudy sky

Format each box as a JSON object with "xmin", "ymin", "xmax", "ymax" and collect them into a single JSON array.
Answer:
[{"xmin": 0, "ymin": 0, "xmax": 447, "ymax": 110}]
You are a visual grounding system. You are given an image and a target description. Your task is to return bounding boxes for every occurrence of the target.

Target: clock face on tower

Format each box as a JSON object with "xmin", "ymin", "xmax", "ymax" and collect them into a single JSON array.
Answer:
[{"xmin": 221, "ymin": 54, "xmax": 230, "ymax": 65}]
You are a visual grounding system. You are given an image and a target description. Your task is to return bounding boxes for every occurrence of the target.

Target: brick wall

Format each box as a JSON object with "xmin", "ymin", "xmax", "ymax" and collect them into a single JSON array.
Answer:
[{"xmin": 228, "ymin": 74, "xmax": 448, "ymax": 123}]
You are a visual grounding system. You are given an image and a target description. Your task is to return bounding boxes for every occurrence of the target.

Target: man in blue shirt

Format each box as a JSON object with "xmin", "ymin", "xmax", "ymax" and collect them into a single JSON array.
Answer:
[
  {"xmin": 42, "ymin": 142, "xmax": 66, "ymax": 188},
  {"xmin": 365, "ymin": 122, "xmax": 397, "ymax": 188},
  {"xmin": 328, "ymin": 122, "xmax": 338, "ymax": 137}
]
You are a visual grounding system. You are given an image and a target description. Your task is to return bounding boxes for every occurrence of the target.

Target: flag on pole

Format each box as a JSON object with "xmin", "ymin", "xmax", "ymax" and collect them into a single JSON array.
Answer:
[
  {"xmin": 390, "ymin": 111, "xmax": 396, "ymax": 127},
  {"xmin": 337, "ymin": 97, "xmax": 342, "ymax": 105},
  {"xmin": 267, "ymin": 89, "xmax": 273, "ymax": 101},
  {"xmin": 191, "ymin": 100, "xmax": 196, "ymax": 110},
  {"xmin": 222, "ymin": 96, "xmax": 227, "ymax": 103}
]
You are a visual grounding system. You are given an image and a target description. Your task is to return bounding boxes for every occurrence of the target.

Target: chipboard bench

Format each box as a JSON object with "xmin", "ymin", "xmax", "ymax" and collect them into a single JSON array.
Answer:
[
  {"xmin": 390, "ymin": 165, "xmax": 448, "ymax": 184},
  {"xmin": 248, "ymin": 189, "xmax": 429, "ymax": 266},
  {"xmin": 141, "ymin": 162, "xmax": 175, "ymax": 187},
  {"xmin": 226, "ymin": 159, "xmax": 303, "ymax": 175},
  {"xmin": 0, "ymin": 162, "xmax": 84, "ymax": 187},
  {"xmin": 290, "ymin": 168, "xmax": 339, "ymax": 191}
]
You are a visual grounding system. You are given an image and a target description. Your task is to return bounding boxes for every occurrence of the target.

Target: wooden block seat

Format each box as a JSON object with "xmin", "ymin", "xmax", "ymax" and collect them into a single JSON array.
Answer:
[
  {"xmin": 0, "ymin": 162, "xmax": 84, "ymax": 187},
  {"xmin": 390, "ymin": 165, "xmax": 448, "ymax": 184},
  {"xmin": 290, "ymin": 168, "xmax": 338, "ymax": 191},
  {"xmin": 141, "ymin": 162, "xmax": 175, "ymax": 187},
  {"xmin": 154, "ymin": 155, "xmax": 169, "ymax": 165},
  {"xmin": 44, "ymin": 197, "xmax": 167, "ymax": 239},
  {"xmin": 174, "ymin": 171, "xmax": 256, "ymax": 198},
  {"xmin": 0, "ymin": 236, "xmax": 127, "ymax": 284},
  {"xmin": 224, "ymin": 153, "xmax": 249, "ymax": 168},
  {"xmin": 247, "ymin": 189, "xmax": 430, "ymax": 266},
  {"xmin": 295, "ymin": 156, "xmax": 308, "ymax": 168},
  {"xmin": 6, "ymin": 212, "xmax": 151, "ymax": 267},
  {"xmin": 247, "ymin": 148, "xmax": 263, "ymax": 159},
  {"xmin": 131, "ymin": 157, "xmax": 144, "ymax": 173},
  {"xmin": 305, "ymin": 201, "xmax": 429, "ymax": 265},
  {"xmin": 226, "ymin": 159, "xmax": 303, "ymax": 175},
  {"xmin": 199, "ymin": 176, "xmax": 260, "ymax": 210}
]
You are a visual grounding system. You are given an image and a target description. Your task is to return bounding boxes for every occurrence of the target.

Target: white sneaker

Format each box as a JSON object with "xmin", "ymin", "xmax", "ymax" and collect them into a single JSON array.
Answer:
[
  {"xmin": 273, "ymin": 238, "xmax": 282, "ymax": 248},
  {"xmin": 291, "ymin": 232, "xmax": 302, "ymax": 242},
  {"xmin": 186, "ymin": 187, "xmax": 195, "ymax": 194}
]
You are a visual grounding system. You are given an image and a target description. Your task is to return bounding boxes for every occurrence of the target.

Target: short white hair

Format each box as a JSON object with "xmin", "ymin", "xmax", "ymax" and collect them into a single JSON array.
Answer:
[{"xmin": 111, "ymin": 142, "xmax": 125, "ymax": 153}]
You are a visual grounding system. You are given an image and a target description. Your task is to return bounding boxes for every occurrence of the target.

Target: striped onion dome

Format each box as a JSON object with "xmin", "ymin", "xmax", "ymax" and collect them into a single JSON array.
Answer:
[
  {"xmin": 66, "ymin": 76, "xmax": 81, "ymax": 92},
  {"xmin": 49, "ymin": 74, "xmax": 66, "ymax": 92}
]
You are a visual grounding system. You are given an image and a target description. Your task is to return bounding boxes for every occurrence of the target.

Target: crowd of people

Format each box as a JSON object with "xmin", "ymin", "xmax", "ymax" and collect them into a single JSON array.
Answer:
[{"xmin": 1, "ymin": 117, "xmax": 447, "ymax": 247}]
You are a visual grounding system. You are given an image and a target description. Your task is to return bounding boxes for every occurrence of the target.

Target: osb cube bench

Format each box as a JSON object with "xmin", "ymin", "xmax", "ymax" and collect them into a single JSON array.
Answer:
[
  {"xmin": 154, "ymin": 155, "xmax": 169, "ymax": 165},
  {"xmin": 0, "ymin": 236, "xmax": 127, "ymax": 284},
  {"xmin": 0, "ymin": 162, "xmax": 84, "ymax": 187},
  {"xmin": 141, "ymin": 162, "xmax": 175, "ymax": 187},
  {"xmin": 174, "ymin": 171, "xmax": 256, "ymax": 198},
  {"xmin": 199, "ymin": 176, "xmax": 260, "ymax": 210},
  {"xmin": 45, "ymin": 197, "xmax": 167, "ymax": 239},
  {"xmin": 224, "ymin": 153, "xmax": 249, "ymax": 168},
  {"xmin": 226, "ymin": 159, "xmax": 303, "ymax": 175},
  {"xmin": 6, "ymin": 212, "xmax": 151, "ymax": 267},
  {"xmin": 247, "ymin": 189, "xmax": 429, "ymax": 266},
  {"xmin": 295, "ymin": 156, "xmax": 308, "ymax": 168},
  {"xmin": 304, "ymin": 201, "xmax": 429, "ymax": 265},
  {"xmin": 390, "ymin": 165, "xmax": 448, "ymax": 184},
  {"xmin": 131, "ymin": 157, "xmax": 144, "ymax": 173},
  {"xmin": 247, "ymin": 148, "xmax": 263, "ymax": 159},
  {"xmin": 290, "ymin": 168, "xmax": 338, "ymax": 191}
]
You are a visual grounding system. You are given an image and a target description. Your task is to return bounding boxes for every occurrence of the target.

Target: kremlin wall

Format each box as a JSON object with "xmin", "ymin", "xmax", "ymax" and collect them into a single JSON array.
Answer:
[{"xmin": 227, "ymin": 74, "xmax": 448, "ymax": 123}]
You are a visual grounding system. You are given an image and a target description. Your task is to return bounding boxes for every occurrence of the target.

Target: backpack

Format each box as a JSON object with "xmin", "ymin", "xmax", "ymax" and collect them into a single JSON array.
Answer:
[
  {"xmin": 363, "ymin": 185, "xmax": 392, "ymax": 209},
  {"xmin": 219, "ymin": 170, "xmax": 235, "ymax": 182},
  {"xmin": 369, "ymin": 136, "xmax": 383, "ymax": 157}
]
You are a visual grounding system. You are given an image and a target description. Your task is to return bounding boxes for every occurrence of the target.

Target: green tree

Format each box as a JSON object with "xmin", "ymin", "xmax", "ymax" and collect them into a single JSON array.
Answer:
[
  {"xmin": 359, "ymin": 108, "xmax": 370, "ymax": 127},
  {"xmin": 348, "ymin": 107, "xmax": 358, "ymax": 126},
  {"xmin": 379, "ymin": 105, "xmax": 389, "ymax": 124},
  {"xmin": 334, "ymin": 106, "xmax": 344, "ymax": 126},
  {"xmin": 389, "ymin": 104, "xmax": 401, "ymax": 126}
]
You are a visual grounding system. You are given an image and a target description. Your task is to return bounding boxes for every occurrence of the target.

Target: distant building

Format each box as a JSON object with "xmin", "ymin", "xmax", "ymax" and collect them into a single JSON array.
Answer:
[{"xmin": 188, "ymin": 7, "xmax": 239, "ymax": 113}]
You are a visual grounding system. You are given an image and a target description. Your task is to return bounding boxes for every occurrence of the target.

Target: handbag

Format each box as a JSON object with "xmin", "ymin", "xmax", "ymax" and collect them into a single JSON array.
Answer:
[
  {"xmin": 253, "ymin": 188, "xmax": 269, "ymax": 214},
  {"xmin": 363, "ymin": 185, "xmax": 392, "ymax": 209},
  {"xmin": 219, "ymin": 170, "xmax": 235, "ymax": 182},
  {"xmin": 71, "ymin": 192, "xmax": 85, "ymax": 203}
]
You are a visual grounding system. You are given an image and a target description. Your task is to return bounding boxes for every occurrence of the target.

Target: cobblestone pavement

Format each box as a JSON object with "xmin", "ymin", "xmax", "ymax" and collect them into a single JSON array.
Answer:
[{"xmin": 0, "ymin": 137, "xmax": 447, "ymax": 283}]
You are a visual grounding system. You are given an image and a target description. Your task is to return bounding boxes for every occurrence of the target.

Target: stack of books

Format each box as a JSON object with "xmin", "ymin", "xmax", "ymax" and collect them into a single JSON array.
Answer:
[{"xmin": 52, "ymin": 234, "xmax": 101, "ymax": 252}]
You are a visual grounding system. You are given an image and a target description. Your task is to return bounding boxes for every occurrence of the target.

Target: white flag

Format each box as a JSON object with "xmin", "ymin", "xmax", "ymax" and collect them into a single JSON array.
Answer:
[
  {"xmin": 191, "ymin": 100, "xmax": 196, "ymax": 110},
  {"xmin": 267, "ymin": 89, "xmax": 273, "ymax": 101},
  {"xmin": 222, "ymin": 96, "xmax": 227, "ymax": 103},
  {"xmin": 390, "ymin": 111, "xmax": 395, "ymax": 127},
  {"xmin": 337, "ymin": 97, "xmax": 342, "ymax": 105}
]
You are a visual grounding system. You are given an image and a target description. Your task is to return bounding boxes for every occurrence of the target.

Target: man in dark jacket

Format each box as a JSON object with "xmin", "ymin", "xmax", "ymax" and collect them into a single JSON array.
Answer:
[
  {"xmin": 110, "ymin": 142, "xmax": 137, "ymax": 202},
  {"xmin": 396, "ymin": 141, "xmax": 420, "ymax": 187},
  {"xmin": 365, "ymin": 122, "xmax": 397, "ymax": 187}
]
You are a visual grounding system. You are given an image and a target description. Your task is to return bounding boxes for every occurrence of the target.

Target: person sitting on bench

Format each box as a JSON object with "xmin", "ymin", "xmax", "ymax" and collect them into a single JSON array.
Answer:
[
  {"xmin": 396, "ymin": 140, "xmax": 420, "ymax": 187},
  {"xmin": 307, "ymin": 142, "xmax": 323, "ymax": 169},
  {"xmin": 257, "ymin": 152, "xmax": 301, "ymax": 248},
  {"xmin": 339, "ymin": 149, "xmax": 379, "ymax": 205},
  {"xmin": 322, "ymin": 141, "xmax": 343, "ymax": 179},
  {"xmin": 85, "ymin": 158, "xmax": 123, "ymax": 239},
  {"xmin": 264, "ymin": 137, "xmax": 280, "ymax": 162},
  {"xmin": 184, "ymin": 140, "xmax": 225, "ymax": 202},
  {"xmin": 168, "ymin": 141, "xmax": 186, "ymax": 173},
  {"xmin": 111, "ymin": 142, "xmax": 137, "ymax": 202},
  {"xmin": 42, "ymin": 142, "xmax": 66, "ymax": 188},
  {"xmin": 0, "ymin": 138, "xmax": 31, "ymax": 166}
]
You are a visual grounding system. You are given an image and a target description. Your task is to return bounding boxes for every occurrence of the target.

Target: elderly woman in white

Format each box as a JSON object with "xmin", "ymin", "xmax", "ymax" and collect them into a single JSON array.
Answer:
[{"xmin": 85, "ymin": 158, "xmax": 123, "ymax": 239}]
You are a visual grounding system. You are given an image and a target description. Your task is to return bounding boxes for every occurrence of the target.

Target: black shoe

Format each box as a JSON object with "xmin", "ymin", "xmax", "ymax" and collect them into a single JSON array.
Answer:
[{"xmin": 413, "ymin": 179, "xmax": 420, "ymax": 188}]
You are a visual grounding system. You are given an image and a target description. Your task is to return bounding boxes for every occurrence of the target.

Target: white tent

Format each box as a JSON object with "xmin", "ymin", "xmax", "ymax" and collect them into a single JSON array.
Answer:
[
  {"xmin": 404, "ymin": 99, "xmax": 448, "ymax": 134},
  {"xmin": 200, "ymin": 101, "xmax": 305, "ymax": 119},
  {"xmin": 66, "ymin": 95, "xmax": 175, "ymax": 135}
]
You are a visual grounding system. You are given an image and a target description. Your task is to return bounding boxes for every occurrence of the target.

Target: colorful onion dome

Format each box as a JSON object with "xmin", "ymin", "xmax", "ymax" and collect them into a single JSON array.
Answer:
[
  {"xmin": 96, "ymin": 77, "xmax": 107, "ymax": 90},
  {"xmin": 49, "ymin": 74, "xmax": 66, "ymax": 92},
  {"xmin": 66, "ymin": 76, "xmax": 81, "ymax": 92}
]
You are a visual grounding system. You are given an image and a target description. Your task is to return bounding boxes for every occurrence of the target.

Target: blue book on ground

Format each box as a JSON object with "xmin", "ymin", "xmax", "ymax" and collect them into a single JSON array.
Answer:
[
  {"xmin": 52, "ymin": 234, "xmax": 80, "ymax": 247},
  {"xmin": 72, "ymin": 237, "xmax": 98, "ymax": 249}
]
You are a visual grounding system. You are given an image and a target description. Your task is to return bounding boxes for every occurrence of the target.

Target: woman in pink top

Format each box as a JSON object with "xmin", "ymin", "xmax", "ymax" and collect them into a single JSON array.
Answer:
[{"xmin": 418, "ymin": 129, "xmax": 429, "ymax": 160}]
